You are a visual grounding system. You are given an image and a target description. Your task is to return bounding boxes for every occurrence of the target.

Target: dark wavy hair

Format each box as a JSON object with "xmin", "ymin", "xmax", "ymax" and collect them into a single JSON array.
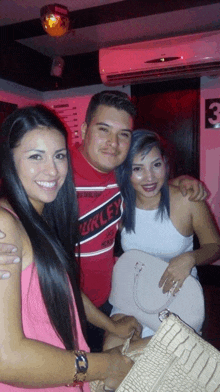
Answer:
[
  {"xmin": 116, "ymin": 129, "xmax": 170, "ymax": 233},
  {"xmin": 0, "ymin": 105, "xmax": 86, "ymax": 350},
  {"xmin": 85, "ymin": 90, "xmax": 137, "ymax": 126}
]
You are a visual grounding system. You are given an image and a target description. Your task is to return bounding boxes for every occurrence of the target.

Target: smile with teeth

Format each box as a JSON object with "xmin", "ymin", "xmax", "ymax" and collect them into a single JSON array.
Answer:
[
  {"xmin": 142, "ymin": 183, "xmax": 157, "ymax": 192},
  {"xmin": 36, "ymin": 180, "xmax": 57, "ymax": 189}
]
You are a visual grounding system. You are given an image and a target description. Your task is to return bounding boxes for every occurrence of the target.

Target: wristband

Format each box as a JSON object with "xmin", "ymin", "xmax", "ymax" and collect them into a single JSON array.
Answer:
[{"xmin": 66, "ymin": 350, "xmax": 88, "ymax": 387}]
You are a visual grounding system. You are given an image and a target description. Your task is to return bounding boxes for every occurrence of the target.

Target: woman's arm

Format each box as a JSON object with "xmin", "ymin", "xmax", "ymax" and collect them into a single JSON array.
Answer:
[
  {"xmin": 0, "ymin": 210, "xmax": 133, "ymax": 389},
  {"xmin": 82, "ymin": 292, "xmax": 142, "ymax": 340},
  {"xmin": 189, "ymin": 200, "xmax": 220, "ymax": 265},
  {"xmin": 159, "ymin": 199, "xmax": 220, "ymax": 294}
]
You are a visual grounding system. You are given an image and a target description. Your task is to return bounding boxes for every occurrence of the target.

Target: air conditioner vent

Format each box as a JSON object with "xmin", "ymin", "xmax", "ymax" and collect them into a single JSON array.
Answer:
[
  {"xmin": 105, "ymin": 61, "xmax": 220, "ymax": 85},
  {"xmin": 145, "ymin": 56, "xmax": 181, "ymax": 63}
]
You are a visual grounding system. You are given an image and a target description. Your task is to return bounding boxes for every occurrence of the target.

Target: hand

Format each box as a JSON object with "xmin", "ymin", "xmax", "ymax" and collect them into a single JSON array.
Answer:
[
  {"xmin": 158, "ymin": 253, "xmax": 195, "ymax": 295},
  {"xmin": 174, "ymin": 175, "xmax": 208, "ymax": 201},
  {"xmin": 105, "ymin": 347, "xmax": 133, "ymax": 390},
  {"xmin": 0, "ymin": 242, "xmax": 20, "ymax": 279},
  {"xmin": 112, "ymin": 315, "xmax": 142, "ymax": 341}
]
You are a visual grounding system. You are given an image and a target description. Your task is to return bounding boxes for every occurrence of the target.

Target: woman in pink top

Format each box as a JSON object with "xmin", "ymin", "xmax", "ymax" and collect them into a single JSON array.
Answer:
[{"xmin": 0, "ymin": 105, "xmax": 141, "ymax": 391}]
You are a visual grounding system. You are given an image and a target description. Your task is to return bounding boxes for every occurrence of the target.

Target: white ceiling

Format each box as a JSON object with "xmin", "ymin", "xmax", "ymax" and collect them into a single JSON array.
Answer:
[{"xmin": 1, "ymin": 1, "xmax": 220, "ymax": 58}]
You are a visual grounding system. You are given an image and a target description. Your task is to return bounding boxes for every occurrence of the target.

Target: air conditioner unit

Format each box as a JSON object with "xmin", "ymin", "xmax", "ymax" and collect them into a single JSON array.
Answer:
[{"xmin": 99, "ymin": 31, "xmax": 220, "ymax": 86}]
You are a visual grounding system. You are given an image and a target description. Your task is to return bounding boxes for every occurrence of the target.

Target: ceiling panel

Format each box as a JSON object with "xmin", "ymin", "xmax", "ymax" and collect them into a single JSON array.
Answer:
[{"xmin": 0, "ymin": 0, "xmax": 219, "ymax": 90}]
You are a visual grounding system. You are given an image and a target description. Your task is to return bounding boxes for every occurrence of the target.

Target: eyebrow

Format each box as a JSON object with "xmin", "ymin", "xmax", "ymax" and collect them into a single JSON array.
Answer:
[
  {"xmin": 132, "ymin": 163, "xmax": 143, "ymax": 166},
  {"xmin": 133, "ymin": 157, "xmax": 162, "ymax": 165},
  {"xmin": 26, "ymin": 148, "xmax": 67, "ymax": 153},
  {"xmin": 150, "ymin": 157, "xmax": 162, "ymax": 163},
  {"xmin": 96, "ymin": 122, "xmax": 132, "ymax": 133}
]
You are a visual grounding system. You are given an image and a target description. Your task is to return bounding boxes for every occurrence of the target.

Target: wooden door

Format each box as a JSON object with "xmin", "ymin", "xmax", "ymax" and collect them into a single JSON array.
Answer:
[{"xmin": 131, "ymin": 78, "xmax": 200, "ymax": 179}]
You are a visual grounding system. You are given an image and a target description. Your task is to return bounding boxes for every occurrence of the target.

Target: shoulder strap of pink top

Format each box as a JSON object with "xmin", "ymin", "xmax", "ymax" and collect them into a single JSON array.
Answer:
[{"xmin": 0, "ymin": 205, "xmax": 19, "ymax": 219}]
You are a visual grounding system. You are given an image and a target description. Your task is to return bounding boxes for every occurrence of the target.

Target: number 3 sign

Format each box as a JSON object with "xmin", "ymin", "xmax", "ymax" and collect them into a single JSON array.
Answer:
[{"xmin": 205, "ymin": 98, "xmax": 220, "ymax": 128}]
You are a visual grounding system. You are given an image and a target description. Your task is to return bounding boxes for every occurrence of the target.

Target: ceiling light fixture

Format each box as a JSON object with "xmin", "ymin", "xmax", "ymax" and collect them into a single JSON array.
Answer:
[{"xmin": 40, "ymin": 3, "xmax": 70, "ymax": 37}]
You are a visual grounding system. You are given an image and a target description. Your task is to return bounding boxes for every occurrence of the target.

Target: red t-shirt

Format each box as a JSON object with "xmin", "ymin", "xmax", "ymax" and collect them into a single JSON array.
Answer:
[{"xmin": 71, "ymin": 145, "xmax": 123, "ymax": 307}]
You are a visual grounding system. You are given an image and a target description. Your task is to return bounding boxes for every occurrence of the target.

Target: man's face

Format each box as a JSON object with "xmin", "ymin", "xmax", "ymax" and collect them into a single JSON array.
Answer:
[{"xmin": 81, "ymin": 105, "xmax": 133, "ymax": 173}]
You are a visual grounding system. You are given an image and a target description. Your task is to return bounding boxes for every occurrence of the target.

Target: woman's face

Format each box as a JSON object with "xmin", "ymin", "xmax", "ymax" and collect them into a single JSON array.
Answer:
[
  {"xmin": 130, "ymin": 146, "xmax": 166, "ymax": 203},
  {"xmin": 13, "ymin": 126, "xmax": 68, "ymax": 214}
]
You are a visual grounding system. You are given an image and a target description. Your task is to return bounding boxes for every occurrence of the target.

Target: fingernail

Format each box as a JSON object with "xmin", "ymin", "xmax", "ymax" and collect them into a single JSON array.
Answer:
[
  {"xmin": 2, "ymin": 272, "xmax": 10, "ymax": 279},
  {"xmin": 13, "ymin": 257, "xmax": 20, "ymax": 263},
  {"xmin": 0, "ymin": 233, "xmax": 5, "ymax": 238},
  {"xmin": 12, "ymin": 247, "xmax": 18, "ymax": 253}
]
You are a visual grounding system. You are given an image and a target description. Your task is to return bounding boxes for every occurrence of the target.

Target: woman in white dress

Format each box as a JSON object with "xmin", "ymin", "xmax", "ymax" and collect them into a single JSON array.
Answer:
[{"xmin": 104, "ymin": 129, "xmax": 220, "ymax": 346}]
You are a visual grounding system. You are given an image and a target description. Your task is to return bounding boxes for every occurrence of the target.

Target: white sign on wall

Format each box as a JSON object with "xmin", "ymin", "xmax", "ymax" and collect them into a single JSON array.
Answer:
[{"xmin": 205, "ymin": 98, "xmax": 220, "ymax": 129}]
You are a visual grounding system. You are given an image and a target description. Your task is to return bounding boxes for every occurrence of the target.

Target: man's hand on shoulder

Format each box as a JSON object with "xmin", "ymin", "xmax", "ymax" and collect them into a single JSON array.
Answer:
[
  {"xmin": 169, "ymin": 175, "xmax": 208, "ymax": 202},
  {"xmin": 0, "ymin": 231, "xmax": 20, "ymax": 279}
]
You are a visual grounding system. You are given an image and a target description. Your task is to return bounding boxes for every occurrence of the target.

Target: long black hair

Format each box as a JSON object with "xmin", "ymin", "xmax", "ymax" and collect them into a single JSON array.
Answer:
[
  {"xmin": 0, "ymin": 105, "xmax": 86, "ymax": 350},
  {"xmin": 116, "ymin": 129, "xmax": 170, "ymax": 233}
]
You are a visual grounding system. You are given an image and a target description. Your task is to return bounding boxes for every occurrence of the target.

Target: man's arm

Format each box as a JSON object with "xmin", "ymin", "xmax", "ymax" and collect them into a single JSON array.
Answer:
[{"xmin": 169, "ymin": 175, "xmax": 208, "ymax": 201}]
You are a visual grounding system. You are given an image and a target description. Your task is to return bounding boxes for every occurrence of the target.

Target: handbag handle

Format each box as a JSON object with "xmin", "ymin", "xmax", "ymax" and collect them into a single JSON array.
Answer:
[{"xmin": 133, "ymin": 261, "xmax": 176, "ymax": 314}]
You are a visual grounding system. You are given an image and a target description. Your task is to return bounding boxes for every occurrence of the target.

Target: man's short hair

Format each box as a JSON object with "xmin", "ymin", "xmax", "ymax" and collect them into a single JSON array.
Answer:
[{"xmin": 85, "ymin": 90, "xmax": 137, "ymax": 126}]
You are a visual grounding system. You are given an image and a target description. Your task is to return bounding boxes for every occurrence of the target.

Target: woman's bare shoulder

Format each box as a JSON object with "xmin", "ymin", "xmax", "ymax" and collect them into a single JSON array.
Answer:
[
  {"xmin": 0, "ymin": 200, "xmax": 23, "ymax": 248},
  {"xmin": 0, "ymin": 201, "xmax": 33, "ymax": 270},
  {"xmin": 169, "ymin": 184, "xmax": 184, "ymax": 202},
  {"xmin": 169, "ymin": 184, "xmax": 209, "ymax": 226},
  {"xmin": 169, "ymin": 184, "xmax": 196, "ymax": 207},
  {"xmin": 0, "ymin": 201, "xmax": 18, "ymax": 223}
]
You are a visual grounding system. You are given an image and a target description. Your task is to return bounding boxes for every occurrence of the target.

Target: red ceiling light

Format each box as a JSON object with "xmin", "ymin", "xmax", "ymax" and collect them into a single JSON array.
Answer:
[{"xmin": 40, "ymin": 4, "xmax": 70, "ymax": 37}]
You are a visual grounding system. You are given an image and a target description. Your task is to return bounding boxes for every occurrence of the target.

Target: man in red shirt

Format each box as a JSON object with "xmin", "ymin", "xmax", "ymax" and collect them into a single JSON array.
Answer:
[{"xmin": 73, "ymin": 92, "xmax": 136, "ymax": 309}]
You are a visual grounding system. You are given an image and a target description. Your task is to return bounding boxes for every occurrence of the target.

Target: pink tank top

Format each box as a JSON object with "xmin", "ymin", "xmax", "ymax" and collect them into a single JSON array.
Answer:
[{"xmin": 0, "ymin": 206, "xmax": 90, "ymax": 392}]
